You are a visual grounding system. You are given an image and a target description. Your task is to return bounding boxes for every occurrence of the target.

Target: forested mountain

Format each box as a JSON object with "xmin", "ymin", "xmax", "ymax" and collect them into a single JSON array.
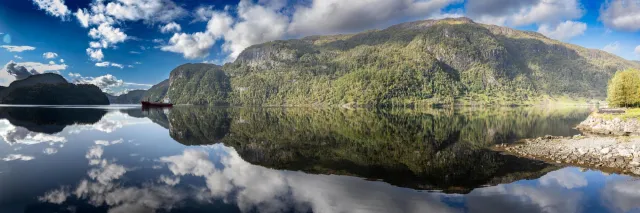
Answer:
[
  {"xmin": 142, "ymin": 79, "xmax": 169, "ymax": 102},
  {"xmin": 156, "ymin": 17, "xmax": 640, "ymax": 106},
  {"xmin": 106, "ymin": 90, "xmax": 146, "ymax": 104},
  {"xmin": 0, "ymin": 73, "xmax": 109, "ymax": 105}
]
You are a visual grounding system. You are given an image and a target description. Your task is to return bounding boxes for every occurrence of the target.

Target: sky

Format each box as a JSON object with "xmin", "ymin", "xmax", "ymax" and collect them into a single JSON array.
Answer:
[{"xmin": 0, "ymin": 0, "xmax": 639, "ymax": 95}]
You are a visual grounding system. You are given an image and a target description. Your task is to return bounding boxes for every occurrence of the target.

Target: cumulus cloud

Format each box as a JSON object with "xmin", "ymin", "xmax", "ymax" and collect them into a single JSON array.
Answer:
[
  {"xmin": 0, "ymin": 61, "xmax": 67, "ymax": 85},
  {"xmin": 635, "ymin": 45, "xmax": 640, "ymax": 56},
  {"xmin": 1, "ymin": 45, "xmax": 36, "ymax": 52},
  {"xmin": 0, "ymin": 120, "xmax": 67, "ymax": 145},
  {"xmin": 162, "ymin": 0, "xmax": 460, "ymax": 60},
  {"xmin": 2, "ymin": 154, "xmax": 35, "ymax": 161},
  {"xmin": 600, "ymin": 0, "xmax": 640, "ymax": 32},
  {"xmin": 466, "ymin": 0, "xmax": 584, "ymax": 27},
  {"xmin": 537, "ymin": 21, "xmax": 587, "ymax": 40},
  {"xmin": 160, "ymin": 22, "xmax": 181, "ymax": 33},
  {"xmin": 86, "ymin": 48, "xmax": 104, "ymax": 61},
  {"xmin": 70, "ymin": 74, "xmax": 151, "ymax": 94},
  {"xmin": 32, "ymin": 0, "xmax": 70, "ymax": 20},
  {"xmin": 38, "ymin": 187, "xmax": 70, "ymax": 204},
  {"xmin": 42, "ymin": 52, "xmax": 58, "ymax": 59},
  {"xmin": 3, "ymin": 61, "xmax": 38, "ymax": 80},
  {"xmin": 603, "ymin": 41, "xmax": 621, "ymax": 53},
  {"xmin": 89, "ymin": 23, "xmax": 127, "ymax": 48},
  {"xmin": 13, "ymin": 55, "xmax": 22, "ymax": 60},
  {"xmin": 95, "ymin": 61, "xmax": 124, "ymax": 69}
]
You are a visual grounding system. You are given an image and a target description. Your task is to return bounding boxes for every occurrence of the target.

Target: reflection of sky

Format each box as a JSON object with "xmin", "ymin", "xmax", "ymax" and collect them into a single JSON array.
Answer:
[{"xmin": 0, "ymin": 108, "xmax": 638, "ymax": 212}]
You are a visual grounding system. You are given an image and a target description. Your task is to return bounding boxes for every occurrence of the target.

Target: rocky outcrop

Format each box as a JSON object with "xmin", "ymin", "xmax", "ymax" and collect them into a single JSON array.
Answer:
[
  {"xmin": 497, "ymin": 135, "xmax": 640, "ymax": 176},
  {"xmin": 577, "ymin": 115, "xmax": 640, "ymax": 136}
]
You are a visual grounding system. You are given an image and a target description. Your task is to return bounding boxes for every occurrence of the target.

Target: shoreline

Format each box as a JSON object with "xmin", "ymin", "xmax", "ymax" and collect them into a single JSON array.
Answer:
[{"xmin": 495, "ymin": 135, "xmax": 640, "ymax": 176}]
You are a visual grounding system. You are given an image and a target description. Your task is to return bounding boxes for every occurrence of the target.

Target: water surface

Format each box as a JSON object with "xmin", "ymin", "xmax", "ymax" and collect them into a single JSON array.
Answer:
[{"xmin": 0, "ymin": 106, "xmax": 638, "ymax": 213}]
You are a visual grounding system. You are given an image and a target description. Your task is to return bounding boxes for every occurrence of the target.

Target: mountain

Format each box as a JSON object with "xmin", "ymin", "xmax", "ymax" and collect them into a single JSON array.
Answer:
[
  {"xmin": 0, "ymin": 73, "xmax": 109, "ymax": 105},
  {"xmin": 106, "ymin": 90, "xmax": 146, "ymax": 104},
  {"xmin": 142, "ymin": 79, "xmax": 169, "ymax": 102},
  {"xmin": 156, "ymin": 17, "xmax": 640, "ymax": 106}
]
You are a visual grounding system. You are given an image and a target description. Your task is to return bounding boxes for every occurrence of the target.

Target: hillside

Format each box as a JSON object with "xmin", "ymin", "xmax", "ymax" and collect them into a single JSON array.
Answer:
[
  {"xmin": 107, "ymin": 90, "xmax": 146, "ymax": 104},
  {"xmin": 142, "ymin": 79, "xmax": 169, "ymax": 102},
  {"xmin": 0, "ymin": 73, "xmax": 109, "ymax": 105},
  {"xmin": 158, "ymin": 17, "xmax": 640, "ymax": 106}
]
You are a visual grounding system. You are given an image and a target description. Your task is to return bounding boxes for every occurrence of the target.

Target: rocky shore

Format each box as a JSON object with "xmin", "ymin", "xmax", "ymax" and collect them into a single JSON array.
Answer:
[
  {"xmin": 495, "ymin": 135, "xmax": 640, "ymax": 176},
  {"xmin": 577, "ymin": 115, "xmax": 640, "ymax": 136}
]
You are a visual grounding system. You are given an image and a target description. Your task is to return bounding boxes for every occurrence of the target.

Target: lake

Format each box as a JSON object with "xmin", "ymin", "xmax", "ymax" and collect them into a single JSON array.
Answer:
[{"xmin": 0, "ymin": 105, "xmax": 638, "ymax": 213}]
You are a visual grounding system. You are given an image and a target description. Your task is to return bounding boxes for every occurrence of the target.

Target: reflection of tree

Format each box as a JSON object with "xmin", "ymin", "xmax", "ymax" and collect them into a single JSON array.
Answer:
[
  {"xmin": 156, "ymin": 107, "xmax": 591, "ymax": 192},
  {"xmin": 0, "ymin": 107, "xmax": 107, "ymax": 134}
]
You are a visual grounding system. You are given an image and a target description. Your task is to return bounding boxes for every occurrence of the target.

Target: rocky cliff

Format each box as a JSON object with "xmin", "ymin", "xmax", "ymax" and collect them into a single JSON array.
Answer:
[{"xmin": 155, "ymin": 17, "xmax": 640, "ymax": 106}]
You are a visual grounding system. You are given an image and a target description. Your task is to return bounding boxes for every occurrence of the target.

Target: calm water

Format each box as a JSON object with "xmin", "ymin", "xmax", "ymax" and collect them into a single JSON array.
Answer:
[{"xmin": 0, "ymin": 106, "xmax": 638, "ymax": 213}]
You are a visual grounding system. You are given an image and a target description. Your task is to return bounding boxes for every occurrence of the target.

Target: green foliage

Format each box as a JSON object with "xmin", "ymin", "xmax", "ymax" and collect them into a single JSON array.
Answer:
[
  {"xmin": 154, "ymin": 18, "xmax": 640, "ymax": 106},
  {"xmin": 142, "ymin": 79, "xmax": 169, "ymax": 102},
  {"xmin": 607, "ymin": 69, "xmax": 640, "ymax": 107}
]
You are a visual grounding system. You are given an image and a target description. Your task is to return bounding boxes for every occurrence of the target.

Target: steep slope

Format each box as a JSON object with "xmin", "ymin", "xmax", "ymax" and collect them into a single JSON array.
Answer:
[
  {"xmin": 162, "ymin": 17, "xmax": 640, "ymax": 106},
  {"xmin": 0, "ymin": 73, "xmax": 109, "ymax": 105},
  {"xmin": 142, "ymin": 79, "xmax": 169, "ymax": 102},
  {"xmin": 107, "ymin": 90, "xmax": 146, "ymax": 104}
]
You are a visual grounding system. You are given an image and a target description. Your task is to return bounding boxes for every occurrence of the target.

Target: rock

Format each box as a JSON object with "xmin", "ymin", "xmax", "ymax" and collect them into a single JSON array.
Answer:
[
  {"xmin": 632, "ymin": 167, "xmax": 640, "ymax": 175},
  {"xmin": 601, "ymin": 148, "xmax": 611, "ymax": 154}
]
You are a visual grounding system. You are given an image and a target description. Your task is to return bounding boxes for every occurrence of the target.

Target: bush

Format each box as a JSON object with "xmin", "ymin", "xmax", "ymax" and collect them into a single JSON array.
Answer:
[{"xmin": 607, "ymin": 69, "xmax": 640, "ymax": 107}]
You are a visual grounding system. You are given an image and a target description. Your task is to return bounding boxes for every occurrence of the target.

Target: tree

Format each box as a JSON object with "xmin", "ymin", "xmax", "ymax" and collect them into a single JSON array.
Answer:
[{"xmin": 607, "ymin": 69, "xmax": 640, "ymax": 107}]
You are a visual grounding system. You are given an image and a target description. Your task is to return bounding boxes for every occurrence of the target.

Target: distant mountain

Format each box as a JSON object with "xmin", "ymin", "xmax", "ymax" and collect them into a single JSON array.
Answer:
[
  {"xmin": 0, "ymin": 73, "xmax": 109, "ymax": 105},
  {"xmin": 142, "ymin": 79, "xmax": 169, "ymax": 102},
  {"xmin": 106, "ymin": 90, "xmax": 146, "ymax": 104},
  {"xmin": 151, "ymin": 17, "xmax": 640, "ymax": 106}
]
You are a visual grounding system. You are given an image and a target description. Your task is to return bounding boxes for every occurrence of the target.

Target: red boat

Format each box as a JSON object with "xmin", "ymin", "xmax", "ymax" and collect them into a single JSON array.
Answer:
[{"xmin": 141, "ymin": 101, "xmax": 173, "ymax": 107}]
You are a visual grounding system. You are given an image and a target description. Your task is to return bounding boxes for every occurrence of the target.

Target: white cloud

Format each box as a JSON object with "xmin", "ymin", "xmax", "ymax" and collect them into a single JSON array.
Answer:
[
  {"xmin": 1, "ymin": 45, "xmax": 36, "ymax": 52},
  {"xmin": 0, "ymin": 61, "xmax": 67, "ymax": 85},
  {"xmin": 75, "ymin": 8, "xmax": 91, "ymax": 28},
  {"xmin": 68, "ymin": 72, "xmax": 81, "ymax": 78},
  {"xmin": 10, "ymin": 61, "xmax": 67, "ymax": 73},
  {"xmin": 193, "ymin": 5, "xmax": 215, "ymax": 22},
  {"xmin": 129, "ymin": 51, "xmax": 141, "ymax": 54},
  {"xmin": 161, "ymin": 32, "xmax": 218, "ymax": 59},
  {"xmin": 89, "ymin": 23, "xmax": 127, "ymax": 48},
  {"xmin": 71, "ymin": 74, "xmax": 151, "ymax": 94},
  {"xmin": 2, "ymin": 154, "xmax": 35, "ymax": 161},
  {"xmin": 537, "ymin": 21, "xmax": 587, "ymax": 40},
  {"xmin": 0, "ymin": 120, "xmax": 67, "ymax": 145},
  {"xmin": 603, "ymin": 41, "xmax": 621, "ymax": 53},
  {"xmin": 32, "ymin": 0, "xmax": 70, "ymax": 20},
  {"xmin": 159, "ymin": 175, "xmax": 180, "ymax": 186},
  {"xmin": 13, "ymin": 55, "xmax": 22, "ymax": 60},
  {"xmin": 466, "ymin": 0, "xmax": 585, "ymax": 28},
  {"xmin": 42, "ymin": 52, "xmax": 58, "ymax": 59},
  {"xmin": 60, "ymin": 58, "xmax": 64, "ymax": 63},
  {"xmin": 89, "ymin": 41, "xmax": 106, "ymax": 48},
  {"xmin": 538, "ymin": 169, "xmax": 587, "ymax": 189},
  {"xmin": 160, "ymin": 22, "xmax": 181, "ymax": 33},
  {"xmin": 94, "ymin": 61, "xmax": 124, "ymax": 69},
  {"xmin": 104, "ymin": 0, "xmax": 186, "ymax": 23},
  {"xmin": 86, "ymin": 48, "xmax": 104, "ymax": 61},
  {"xmin": 162, "ymin": 0, "xmax": 460, "ymax": 60},
  {"xmin": 38, "ymin": 187, "xmax": 69, "ymax": 204},
  {"xmin": 95, "ymin": 138, "xmax": 124, "ymax": 146},
  {"xmin": 600, "ymin": 0, "xmax": 640, "ymax": 32},
  {"xmin": 635, "ymin": 45, "xmax": 640, "ymax": 56}
]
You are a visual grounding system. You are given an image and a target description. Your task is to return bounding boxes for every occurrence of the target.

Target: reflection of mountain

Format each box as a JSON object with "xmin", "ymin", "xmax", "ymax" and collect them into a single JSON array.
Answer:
[
  {"xmin": 0, "ymin": 107, "xmax": 107, "ymax": 134},
  {"xmin": 146, "ymin": 107, "xmax": 592, "ymax": 192}
]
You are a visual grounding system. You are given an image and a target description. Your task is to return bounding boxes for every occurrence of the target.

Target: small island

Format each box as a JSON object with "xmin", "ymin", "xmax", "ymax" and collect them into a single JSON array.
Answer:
[
  {"xmin": 498, "ymin": 69, "xmax": 640, "ymax": 175},
  {"xmin": 0, "ymin": 73, "xmax": 109, "ymax": 105}
]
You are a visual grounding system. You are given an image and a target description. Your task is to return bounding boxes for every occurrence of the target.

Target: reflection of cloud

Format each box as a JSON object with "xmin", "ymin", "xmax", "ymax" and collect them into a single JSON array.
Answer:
[
  {"xmin": 85, "ymin": 145, "xmax": 103, "ymax": 159},
  {"xmin": 94, "ymin": 138, "xmax": 123, "ymax": 146},
  {"xmin": 0, "ymin": 120, "xmax": 67, "ymax": 145},
  {"xmin": 88, "ymin": 160, "xmax": 126, "ymax": 184},
  {"xmin": 467, "ymin": 169, "xmax": 585, "ymax": 213},
  {"xmin": 68, "ymin": 112, "xmax": 151, "ymax": 134},
  {"xmin": 2, "ymin": 154, "xmax": 35, "ymax": 161},
  {"xmin": 43, "ymin": 147, "xmax": 58, "ymax": 155},
  {"xmin": 539, "ymin": 169, "xmax": 588, "ymax": 189},
  {"xmin": 38, "ymin": 187, "xmax": 70, "ymax": 204},
  {"xmin": 159, "ymin": 175, "xmax": 180, "ymax": 186},
  {"xmin": 601, "ymin": 179, "xmax": 640, "ymax": 213},
  {"xmin": 160, "ymin": 147, "xmax": 458, "ymax": 213}
]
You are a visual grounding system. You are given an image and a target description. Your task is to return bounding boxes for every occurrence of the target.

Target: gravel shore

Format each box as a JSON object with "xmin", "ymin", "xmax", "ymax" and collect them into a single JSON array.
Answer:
[{"xmin": 495, "ymin": 135, "xmax": 640, "ymax": 175}]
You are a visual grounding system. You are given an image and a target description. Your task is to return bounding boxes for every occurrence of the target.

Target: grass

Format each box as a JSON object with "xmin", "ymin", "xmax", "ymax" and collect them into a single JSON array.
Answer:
[{"xmin": 594, "ymin": 108, "xmax": 640, "ymax": 120}]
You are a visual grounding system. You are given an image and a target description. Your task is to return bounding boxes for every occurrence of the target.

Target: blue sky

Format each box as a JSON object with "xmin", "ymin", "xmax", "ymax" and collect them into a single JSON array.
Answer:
[{"xmin": 0, "ymin": 0, "xmax": 639, "ymax": 94}]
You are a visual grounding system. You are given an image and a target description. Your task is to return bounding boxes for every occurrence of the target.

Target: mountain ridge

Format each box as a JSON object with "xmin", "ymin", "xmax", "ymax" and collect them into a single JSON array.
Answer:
[{"xmin": 153, "ymin": 17, "xmax": 640, "ymax": 106}]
